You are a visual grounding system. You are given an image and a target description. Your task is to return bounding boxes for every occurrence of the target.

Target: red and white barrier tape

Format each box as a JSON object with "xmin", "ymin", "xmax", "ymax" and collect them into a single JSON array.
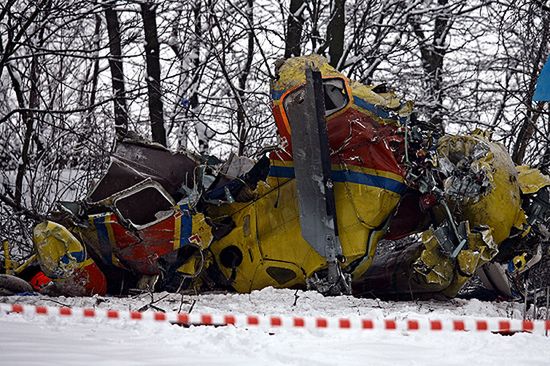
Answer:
[{"xmin": 1, "ymin": 303, "xmax": 549, "ymax": 334}]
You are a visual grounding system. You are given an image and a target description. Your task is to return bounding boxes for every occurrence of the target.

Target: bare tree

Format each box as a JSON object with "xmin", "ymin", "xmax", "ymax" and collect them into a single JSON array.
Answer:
[
  {"xmin": 284, "ymin": 0, "xmax": 306, "ymax": 58},
  {"xmin": 235, "ymin": 0, "xmax": 255, "ymax": 156},
  {"xmin": 168, "ymin": 1, "xmax": 210, "ymax": 154},
  {"xmin": 325, "ymin": 0, "xmax": 346, "ymax": 69},
  {"xmin": 1, "ymin": 0, "xmax": 114, "ymax": 253},
  {"xmin": 104, "ymin": 1, "xmax": 128, "ymax": 139},
  {"xmin": 141, "ymin": 1, "xmax": 166, "ymax": 146},
  {"xmin": 408, "ymin": 0, "xmax": 454, "ymax": 130}
]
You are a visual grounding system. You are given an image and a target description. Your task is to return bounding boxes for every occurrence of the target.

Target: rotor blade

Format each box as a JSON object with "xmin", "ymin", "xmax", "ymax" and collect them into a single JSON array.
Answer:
[{"xmin": 285, "ymin": 64, "xmax": 341, "ymax": 260}]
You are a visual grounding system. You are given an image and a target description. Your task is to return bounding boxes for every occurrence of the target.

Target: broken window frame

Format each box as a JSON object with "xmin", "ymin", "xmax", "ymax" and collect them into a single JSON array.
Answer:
[
  {"xmin": 279, "ymin": 77, "xmax": 352, "ymax": 135},
  {"xmin": 90, "ymin": 178, "xmax": 177, "ymax": 230}
]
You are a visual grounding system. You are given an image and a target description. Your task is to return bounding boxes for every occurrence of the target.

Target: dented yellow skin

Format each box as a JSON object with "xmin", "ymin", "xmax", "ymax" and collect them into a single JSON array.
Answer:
[
  {"xmin": 414, "ymin": 133, "xmax": 531, "ymax": 297},
  {"xmin": 208, "ymin": 165, "xmax": 401, "ymax": 292},
  {"xmin": 209, "ymin": 55, "xmax": 405, "ymax": 291},
  {"xmin": 438, "ymin": 134, "xmax": 525, "ymax": 244},
  {"xmin": 33, "ymin": 221, "xmax": 93, "ymax": 278}
]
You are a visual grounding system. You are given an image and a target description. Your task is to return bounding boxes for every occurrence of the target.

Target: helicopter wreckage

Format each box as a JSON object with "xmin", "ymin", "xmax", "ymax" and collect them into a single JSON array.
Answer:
[{"xmin": 3, "ymin": 55, "xmax": 550, "ymax": 300}]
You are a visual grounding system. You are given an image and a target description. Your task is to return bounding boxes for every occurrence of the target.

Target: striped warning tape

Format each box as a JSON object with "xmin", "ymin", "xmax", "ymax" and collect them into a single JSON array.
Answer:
[{"xmin": 1, "ymin": 303, "xmax": 549, "ymax": 334}]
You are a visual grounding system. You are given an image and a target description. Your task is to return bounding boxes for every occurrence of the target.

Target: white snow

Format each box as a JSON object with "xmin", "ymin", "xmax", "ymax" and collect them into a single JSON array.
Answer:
[{"xmin": 1, "ymin": 288, "xmax": 549, "ymax": 365}]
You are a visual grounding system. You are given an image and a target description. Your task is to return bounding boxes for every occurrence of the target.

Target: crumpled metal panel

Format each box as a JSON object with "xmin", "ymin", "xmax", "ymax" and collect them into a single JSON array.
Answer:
[
  {"xmin": 413, "ymin": 223, "xmax": 498, "ymax": 297},
  {"xmin": 89, "ymin": 141, "xmax": 199, "ymax": 203},
  {"xmin": 436, "ymin": 133, "xmax": 524, "ymax": 244},
  {"xmin": 87, "ymin": 158, "xmax": 147, "ymax": 204},
  {"xmin": 437, "ymin": 135, "xmax": 493, "ymax": 202}
]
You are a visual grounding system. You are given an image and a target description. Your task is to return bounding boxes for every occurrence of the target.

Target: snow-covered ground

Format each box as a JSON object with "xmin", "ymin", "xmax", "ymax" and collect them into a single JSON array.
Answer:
[{"xmin": 1, "ymin": 288, "xmax": 549, "ymax": 365}]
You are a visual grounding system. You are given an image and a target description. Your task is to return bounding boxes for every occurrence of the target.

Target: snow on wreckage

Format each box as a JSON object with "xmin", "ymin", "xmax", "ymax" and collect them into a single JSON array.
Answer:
[{"xmin": 2, "ymin": 54, "xmax": 550, "ymax": 303}]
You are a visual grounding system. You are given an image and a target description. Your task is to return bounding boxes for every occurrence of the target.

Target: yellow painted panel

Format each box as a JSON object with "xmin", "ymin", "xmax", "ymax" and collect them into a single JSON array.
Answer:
[{"xmin": 516, "ymin": 165, "xmax": 550, "ymax": 195}]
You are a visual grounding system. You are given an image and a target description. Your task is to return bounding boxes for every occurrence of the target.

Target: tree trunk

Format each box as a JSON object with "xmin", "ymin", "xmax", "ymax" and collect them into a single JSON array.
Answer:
[
  {"xmin": 237, "ymin": 0, "xmax": 254, "ymax": 156},
  {"xmin": 189, "ymin": 2, "xmax": 204, "ymax": 152},
  {"xmin": 326, "ymin": 0, "xmax": 346, "ymax": 69},
  {"xmin": 104, "ymin": 1, "xmax": 128, "ymax": 139},
  {"xmin": 284, "ymin": 0, "xmax": 305, "ymax": 58},
  {"xmin": 512, "ymin": 103, "xmax": 544, "ymax": 165},
  {"xmin": 141, "ymin": 1, "xmax": 166, "ymax": 147},
  {"xmin": 169, "ymin": 4, "xmax": 204, "ymax": 152},
  {"xmin": 540, "ymin": 107, "xmax": 550, "ymax": 173},
  {"xmin": 311, "ymin": 0, "xmax": 322, "ymax": 51},
  {"xmin": 85, "ymin": 12, "xmax": 102, "ymax": 127},
  {"xmin": 12, "ymin": 42, "xmax": 41, "ymax": 206}
]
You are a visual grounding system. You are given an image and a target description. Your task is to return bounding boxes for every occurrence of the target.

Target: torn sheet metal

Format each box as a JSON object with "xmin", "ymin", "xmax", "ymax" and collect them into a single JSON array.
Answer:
[
  {"xmin": 436, "ymin": 133, "xmax": 524, "ymax": 245},
  {"xmin": 89, "ymin": 141, "xmax": 200, "ymax": 203},
  {"xmin": 413, "ymin": 223, "xmax": 498, "ymax": 297},
  {"xmin": 516, "ymin": 165, "xmax": 550, "ymax": 195}
]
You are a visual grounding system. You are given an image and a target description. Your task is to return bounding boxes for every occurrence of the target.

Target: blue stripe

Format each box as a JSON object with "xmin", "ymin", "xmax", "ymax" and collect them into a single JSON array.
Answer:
[
  {"xmin": 269, "ymin": 165, "xmax": 295, "ymax": 179},
  {"xmin": 353, "ymin": 96, "xmax": 397, "ymax": 121},
  {"xmin": 60, "ymin": 251, "xmax": 86, "ymax": 264},
  {"xmin": 273, "ymin": 90, "xmax": 404, "ymax": 125},
  {"xmin": 331, "ymin": 170, "xmax": 406, "ymax": 194},
  {"xmin": 271, "ymin": 89, "xmax": 284, "ymax": 101},
  {"xmin": 94, "ymin": 216, "xmax": 110, "ymax": 249},
  {"xmin": 268, "ymin": 166, "xmax": 406, "ymax": 194},
  {"xmin": 179, "ymin": 205, "xmax": 192, "ymax": 246}
]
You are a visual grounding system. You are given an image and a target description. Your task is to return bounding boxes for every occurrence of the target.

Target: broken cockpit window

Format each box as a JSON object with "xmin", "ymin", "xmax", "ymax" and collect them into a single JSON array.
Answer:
[
  {"xmin": 113, "ymin": 182, "xmax": 175, "ymax": 229},
  {"xmin": 88, "ymin": 141, "xmax": 200, "ymax": 205},
  {"xmin": 80, "ymin": 141, "xmax": 199, "ymax": 229},
  {"xmin": 283, "ymin": 78, "xmax": 349, "ymax": 118},
  {"xmin": 323, "ymin": 79, "xmax": 348, "ymax": 115}
]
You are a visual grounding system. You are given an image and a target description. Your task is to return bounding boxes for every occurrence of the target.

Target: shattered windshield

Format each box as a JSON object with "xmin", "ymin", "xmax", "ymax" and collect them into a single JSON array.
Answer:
[
  {"xmin": 283, "ymin": 78, "xmax": 349, "ymax": 118},
  {"xmin": 323, "ymin": 79, "xmax": 348, "ymax": 115}
]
